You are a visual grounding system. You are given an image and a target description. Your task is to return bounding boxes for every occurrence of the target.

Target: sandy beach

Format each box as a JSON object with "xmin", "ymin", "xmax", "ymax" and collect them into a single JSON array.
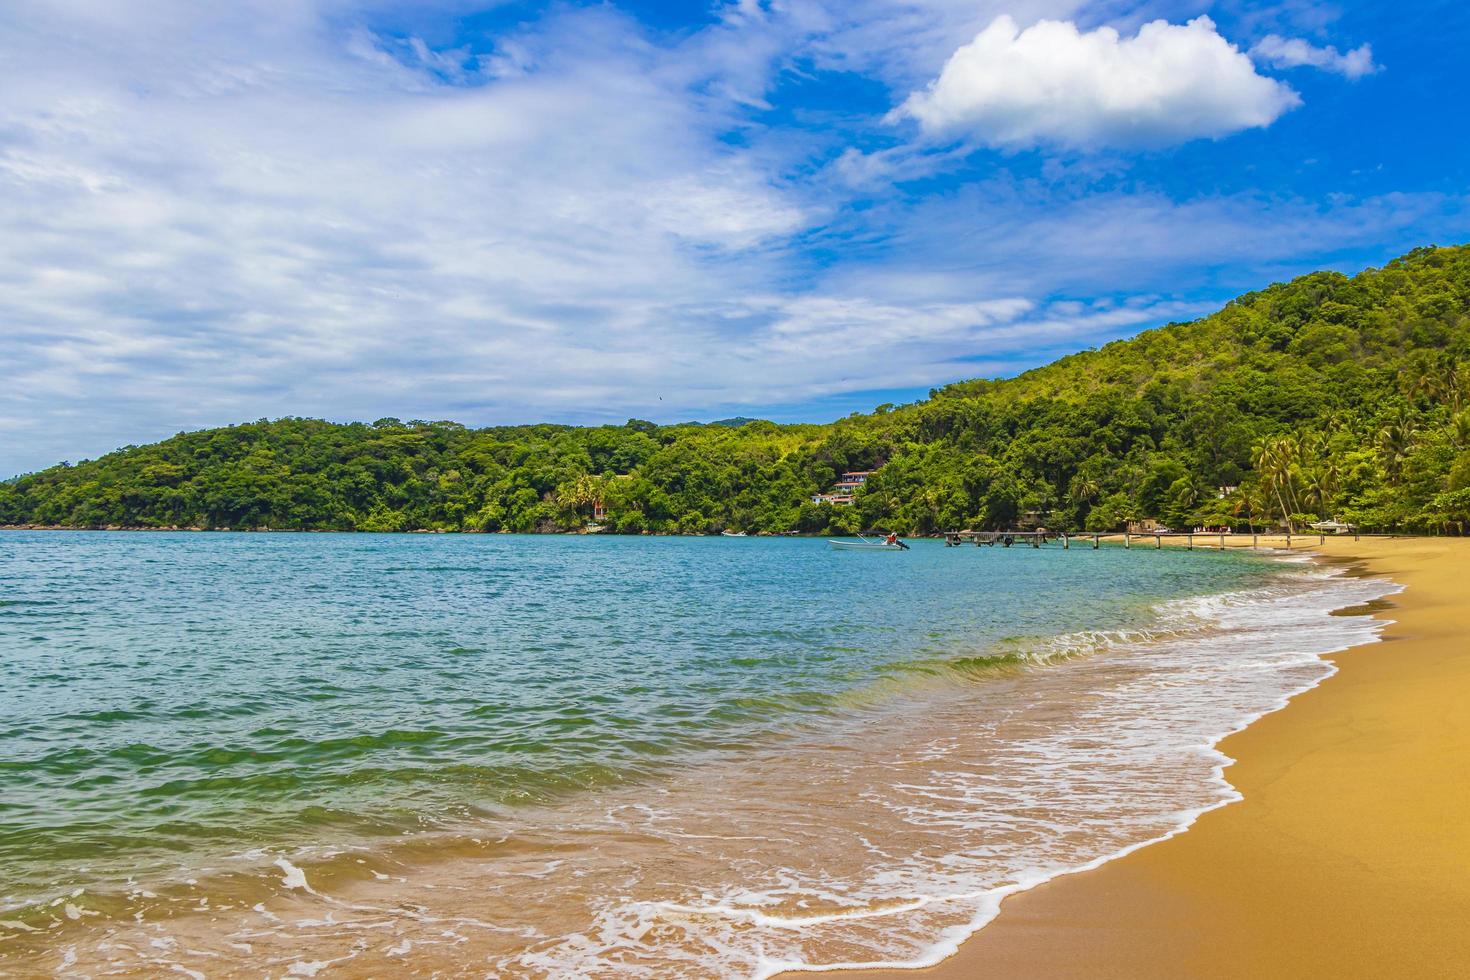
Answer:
[
  {"xmin": 6, "ymin": 534, "xmax": 1463, "ymax": 978},
  {"xmin": 797, "ymin": 535, "xmax": 1470, "ymax": 980}
]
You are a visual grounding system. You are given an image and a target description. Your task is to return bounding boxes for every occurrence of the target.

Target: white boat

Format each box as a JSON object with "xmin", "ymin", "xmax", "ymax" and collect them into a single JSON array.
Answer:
[
  {"xmin": 828, "ymin": 538, "xmax": 908, "ymax": 551},
  {"xmin": 721, "ymin": 530, "xmax": 748, "ymax": 537}
]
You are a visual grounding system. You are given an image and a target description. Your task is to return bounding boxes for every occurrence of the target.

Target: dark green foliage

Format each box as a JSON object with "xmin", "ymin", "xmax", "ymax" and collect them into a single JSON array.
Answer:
[{"xmin": 4, "ymin": 245, "xmax": 1470, "ymax": 534}]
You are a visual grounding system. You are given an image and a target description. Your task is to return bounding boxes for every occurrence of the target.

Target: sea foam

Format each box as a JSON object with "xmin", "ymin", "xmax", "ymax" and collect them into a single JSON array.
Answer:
[
  {"xmin": 1, "ymin": 549, "xmax": 1399, "ymax": 979},
  {"xmin": 507, "ymin": 558, "xmax": 1399, "ymax": 977}
]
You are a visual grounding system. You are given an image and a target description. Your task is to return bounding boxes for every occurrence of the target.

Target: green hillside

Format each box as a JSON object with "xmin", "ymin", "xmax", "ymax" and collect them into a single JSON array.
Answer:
[{"xmin": 5, "ymin": 245, "xmax": 1470, "ymax": 535}]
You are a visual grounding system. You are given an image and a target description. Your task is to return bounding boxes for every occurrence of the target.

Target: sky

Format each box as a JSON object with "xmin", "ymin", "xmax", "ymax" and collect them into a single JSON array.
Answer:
[{"xmin": 2, "ymin": 0, "xmax": 1468, "ymax": 476}]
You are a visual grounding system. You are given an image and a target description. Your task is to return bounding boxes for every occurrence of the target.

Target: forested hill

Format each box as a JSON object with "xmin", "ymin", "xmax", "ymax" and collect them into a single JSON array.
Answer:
[{"xmin": 5, "ymin": 244, "xmax": 1470, "ymax": 535}]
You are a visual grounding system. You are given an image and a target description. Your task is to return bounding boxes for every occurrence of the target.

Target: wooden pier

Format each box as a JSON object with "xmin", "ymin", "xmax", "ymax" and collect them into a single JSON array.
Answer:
[
  {"xmin": 942, "ymin": 530, "xmax": 1343, "ymax": 550},
  {"xmin": 944, "ymin": 530, "xmax": 1053, "ymax": 548}
]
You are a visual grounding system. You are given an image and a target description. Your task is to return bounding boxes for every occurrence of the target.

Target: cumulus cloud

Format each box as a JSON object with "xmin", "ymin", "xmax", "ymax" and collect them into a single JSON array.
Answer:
[
  {"xmin": 895, "ymin": 15, "xmax": 1301, "ymax": 149},
  {"xmin": 0, "ymin": 0, "xmax": 1453, "ymax": 477},
  {"xmin": 1249, "ymin": 35, "xmax": 1379, "ymax": 80}
]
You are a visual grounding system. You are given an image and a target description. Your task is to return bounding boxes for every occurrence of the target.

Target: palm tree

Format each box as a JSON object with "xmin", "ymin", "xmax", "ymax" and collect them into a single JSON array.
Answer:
[
  {"xmin": 1406, "ymin": 370, "xmax": 1441, "ymax": 407},
  {"xmin": 1296, "ymin": 430, "xmax": 1328, "ymax": 467},
  {"xmin": 555, "ymin": 473, "xmax": 603, "ymax": 521},
  {"xmin": 1251, "ymin": 439, "xmax": 1280, "ymax": 524},
  {"xmin": 1303, "ymin": 463, "xmax": 1339, "ymax": 519},
  {"xmin": 1171, "ymin": 474, "xmax": 1207, "ymax": 512},
  {"xmin": 1447, "ymin": 364, "xmax": 1470, "ymax": 413},
  {"xmin": 1318, "ymin": 410, "xmax": 1352, "ymax": 436},
  {"xmin": 1253, "ymin": 436, "xmax": 1300, "ymax": 529},
  {"xmin": 1231, "ymin": 484, "xmax": 1266, "ymax": 533},
  {"xmin": 1069, "ymin": 477, "xmax": 1101, "ymax": 505},
  {"xmin": 1453, "ymin": 410, "xmax": 1470, "ymax": 451},
  {"xmin": 1376, "ymin": 411, "xmax": 1420, "ymax": 486},
  {"xmin": 917, "ymin": 485, "xmax": 945, "ymax": 533}
]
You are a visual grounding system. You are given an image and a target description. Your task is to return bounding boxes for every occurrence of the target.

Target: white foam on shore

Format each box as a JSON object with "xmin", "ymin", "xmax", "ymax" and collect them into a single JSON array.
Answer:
[
  {"xmin": 509, "ymin": 556, "xmax": 1400, "ymax": 978},
  {"xmin": 15, "ymin": 555, "xmax": 1400, "ymax": 980},
  {"xmin": 273, "ymin": 858, "xmax": 317, "ymax": 895},
  {"xmin": 755, "ymin": 557, "xmax": 1401, "ymax": 977}
]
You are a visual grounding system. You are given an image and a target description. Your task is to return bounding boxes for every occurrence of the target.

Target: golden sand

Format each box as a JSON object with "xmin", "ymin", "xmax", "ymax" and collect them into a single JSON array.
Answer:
[{"xmin": 794, "ymin": 535, "xmax": 1470, "ymax": 979}]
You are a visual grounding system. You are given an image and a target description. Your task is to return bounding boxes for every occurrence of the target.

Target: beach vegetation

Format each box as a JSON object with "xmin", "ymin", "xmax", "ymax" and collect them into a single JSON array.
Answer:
[{"xmin": 3, "ymin": 244, "xmax": 1469, "ymax": 535}]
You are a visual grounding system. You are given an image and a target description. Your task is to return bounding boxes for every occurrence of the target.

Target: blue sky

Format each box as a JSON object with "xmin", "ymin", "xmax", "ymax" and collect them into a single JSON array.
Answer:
[{"xmin": 1, "ymin": 0, "xmax": 1467, "ymax": 476}]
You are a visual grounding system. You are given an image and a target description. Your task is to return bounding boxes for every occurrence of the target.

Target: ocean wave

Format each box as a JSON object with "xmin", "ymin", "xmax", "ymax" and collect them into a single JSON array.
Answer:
[
  {"xmin": 503, "ymin": 561, "xmax": 1401, "ymax": 978},
  {"xmin": 0, "ymin": 557, "xmax": 1401, "ymax": 979}
]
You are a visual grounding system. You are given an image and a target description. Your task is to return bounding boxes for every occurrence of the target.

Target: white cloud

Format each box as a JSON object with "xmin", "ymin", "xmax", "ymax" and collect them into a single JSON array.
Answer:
[
  {"xmin": 1249, "ymin": 35, "xmax": 1379, "ymax": 80},
  {"xmin": 895, "ymin": 15, "xmax": 1301, "ymax": 149},
  {"xmin": 0, "ymin": 1, "xmax": 1455, "ymax": 478},
  {"xmin": 840, "ymin": 179, "xmax": 1470, "ymax": 300},
  {"xmin": 0, "ymin": 1, "xmax": 822, "ymax": 472},
  {"xmin": 780, "ymin": 0, "xmax": 1095, "ymax": 89}
]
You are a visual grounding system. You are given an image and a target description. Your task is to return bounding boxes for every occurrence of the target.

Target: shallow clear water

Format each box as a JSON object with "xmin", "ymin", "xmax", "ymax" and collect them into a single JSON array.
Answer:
[{"xmin": 0, "ymin": 532, "xmax": 1393, "ymax": 976}]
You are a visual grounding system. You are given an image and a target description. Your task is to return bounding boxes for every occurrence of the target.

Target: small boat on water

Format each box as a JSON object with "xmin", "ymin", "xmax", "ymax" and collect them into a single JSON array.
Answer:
[
  {"xmin": 721, "ymin": 530, "xmax": 748, "ymax": 537},
  {"xmin": 828, "ymin": 535, "xmax": 908, "ymax": 551}
]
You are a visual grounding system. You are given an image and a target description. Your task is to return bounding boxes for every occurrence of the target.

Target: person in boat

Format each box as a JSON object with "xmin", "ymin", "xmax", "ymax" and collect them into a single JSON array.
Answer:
[{"xmin": 884, "ymin": 531, "xmax": 898, "ymax": 547}]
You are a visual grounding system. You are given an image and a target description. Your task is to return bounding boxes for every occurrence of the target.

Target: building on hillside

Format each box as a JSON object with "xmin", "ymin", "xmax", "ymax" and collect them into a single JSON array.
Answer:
[
  {"xmin": 1216, "ymin": 485, "xmax": 1239, "ymax": 499},
  {"xmin": 589, "ymin": 474, "xmax": 632, "ymax": 523},
  {"xmin": 811, "ymin": 471, "xmax": 873, "ymax": 506}
]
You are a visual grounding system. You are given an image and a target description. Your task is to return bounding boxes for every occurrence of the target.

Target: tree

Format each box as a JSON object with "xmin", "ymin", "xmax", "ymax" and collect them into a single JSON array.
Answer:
[
  {"xmin": 6, "ymin": 245, "xmax": 1470, "ymax": 536},
  {"xmin": 1376, "ymin": 411, "xmax": 1420, "ymax": 486}
]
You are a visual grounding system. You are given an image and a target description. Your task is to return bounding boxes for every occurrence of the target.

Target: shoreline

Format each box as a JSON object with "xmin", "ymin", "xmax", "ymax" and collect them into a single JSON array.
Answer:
[
  {"xmin": 5, "ymin": 535, "xmax": 1461, "ymax": 976},
  {"xmin": 2, "ymin": 535, "xmax": 1387, "ymax": 978},
  {"xmin": 0, "ymin": 523, "xmax": 1434, "ymax": 542},
  {"xmin": 790, "ymin": 535, "xmax": 1470, "ymax": 979}
]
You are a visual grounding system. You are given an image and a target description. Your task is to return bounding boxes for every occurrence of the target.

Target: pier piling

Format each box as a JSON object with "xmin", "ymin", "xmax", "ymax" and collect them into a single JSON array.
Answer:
[{"xmin": 938, "ymin": 527, "xmax": 1357, "ymax": 558}]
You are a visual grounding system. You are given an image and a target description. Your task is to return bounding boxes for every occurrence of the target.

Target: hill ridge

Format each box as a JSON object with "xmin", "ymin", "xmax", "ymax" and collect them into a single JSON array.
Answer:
[{"xmin": 4, "ymin": 244, "xmax": 1469, "ymax": 534}]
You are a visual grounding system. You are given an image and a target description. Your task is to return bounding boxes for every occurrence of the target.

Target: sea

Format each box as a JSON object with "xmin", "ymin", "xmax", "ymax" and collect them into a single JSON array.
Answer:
[{"xmin": 0, "ymin": 531, "xmax": 1398, "ymax": 977}]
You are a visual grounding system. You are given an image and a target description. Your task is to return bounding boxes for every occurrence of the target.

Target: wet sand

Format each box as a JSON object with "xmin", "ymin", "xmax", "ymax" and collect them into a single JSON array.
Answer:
[
  {"xmin": 803, "ymin": 535, "xmax": 1470, "ymax": 979},
  {"xmin": 7, "ymin": 535, "xmax": 1454, "ymax": 977}
]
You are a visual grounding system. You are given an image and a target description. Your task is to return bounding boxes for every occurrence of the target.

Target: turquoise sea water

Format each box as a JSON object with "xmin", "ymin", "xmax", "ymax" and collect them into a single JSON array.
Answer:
[{"xmin": 0, "ymin": 530, "xmax": 1279, "ymax": 915}]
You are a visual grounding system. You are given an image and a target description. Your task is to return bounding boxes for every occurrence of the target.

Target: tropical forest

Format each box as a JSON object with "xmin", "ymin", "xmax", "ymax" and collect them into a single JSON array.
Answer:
[{"xmin": 4, "ymin": 244, "xmax": 1469, "ymax": 536}]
